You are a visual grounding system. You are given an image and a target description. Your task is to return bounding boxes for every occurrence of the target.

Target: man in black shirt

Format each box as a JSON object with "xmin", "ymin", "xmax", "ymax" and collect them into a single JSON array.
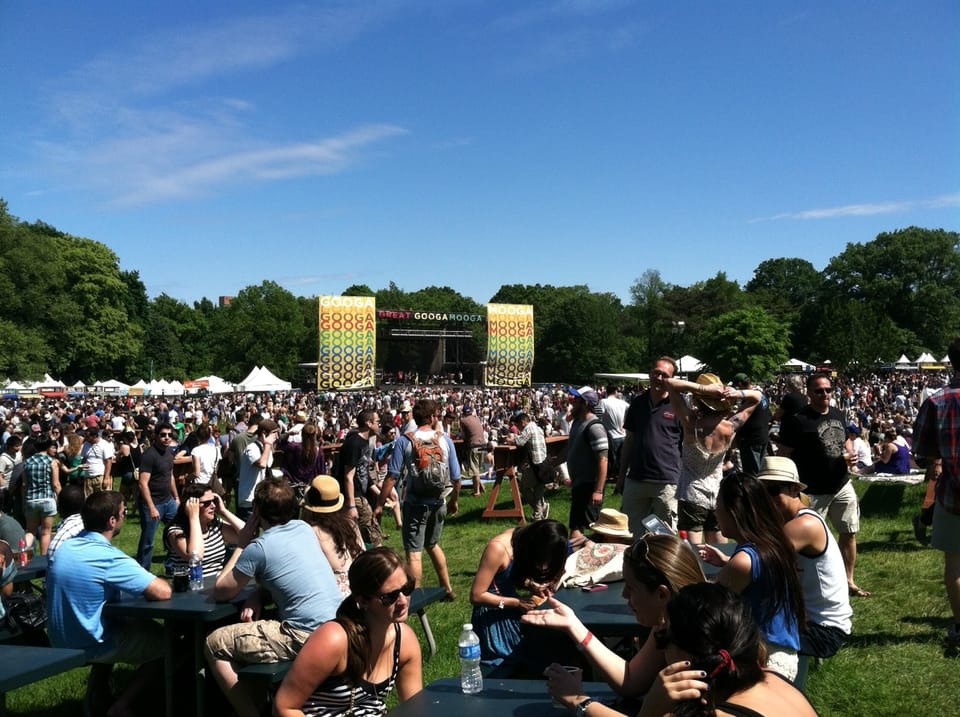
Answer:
[
  {"xmin": 779, "ymin": 373, "xmax": 869, "ymax": 597},
  {"xmin": 617, "ymin": 357, "xmax": 683, "ymax": 536},
  {"xmin": 731, "ymin": 373, "xmax": 771, "ymax": 475},
  {"xmin": 339, "ymin": 409, "xmax": 383, "ymax": 546}
]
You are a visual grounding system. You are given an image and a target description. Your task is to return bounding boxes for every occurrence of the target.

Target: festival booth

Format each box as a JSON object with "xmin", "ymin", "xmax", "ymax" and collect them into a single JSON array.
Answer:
[
  {"xmin": 894, "ymin": 354, "xmax": 918, "ymax": 371},
  {"xmin": 781, "ymin": 357, "xmax": 814, "ymax": 373},
  {"xmin": 2, "ymin": 381, "xmax": 26, "ymax": 399},
  {"xmin": 33, "ymin": 374, "xmax": 67, "ymax": 398},
  {"xmin": 68, "ymin": 380, "xmax": 88, "ymax": 398},
  {"xmin": 594, "ymin": 372, "xmax": 649, "ymax": 387},
  {"xmin": 184, "ymin": 375, "xmax": 235, "ymax": 394},
  {"xmin": 916, "ymin": 352, "xmax": 945, "ymax": 371},
  {"xmin": 237, "ymin": 366, "xmax": 292, "ymax": 393},
  {"xmin": 93, "ymin": 379, "xmax": 131, "ymax": 396},
  {"xmin": 676, "ymin": 355, "xmax": 704, "ymax": 376}
]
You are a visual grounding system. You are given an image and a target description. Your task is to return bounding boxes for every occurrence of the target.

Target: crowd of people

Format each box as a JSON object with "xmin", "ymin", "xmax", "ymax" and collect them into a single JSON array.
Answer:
[{"xmin": 0, "ymin": 340, "xmax": 957, "ymax": 716}]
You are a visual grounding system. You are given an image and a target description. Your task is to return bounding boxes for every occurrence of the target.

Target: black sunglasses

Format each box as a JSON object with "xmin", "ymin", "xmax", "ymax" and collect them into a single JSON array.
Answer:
[
  {"xmin": 375, "ymin": 580, "xmax": 415, "ymax": 606},
  {"xmin": 199, "ymin": 499, "xmax": 216, "ymax": 507},
  {"xmin": 158, "ymin": 432, "xmax": 174, "ymax": 438},
  {"xmin": 626, "ymin": 538, "xmax": 672, "ymax": 591}
]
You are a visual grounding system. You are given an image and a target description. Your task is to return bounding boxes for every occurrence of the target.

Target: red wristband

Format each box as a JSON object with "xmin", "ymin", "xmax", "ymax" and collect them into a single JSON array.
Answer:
[{"xmin": 578, "ymin": 631, "xmax": 594, "ymax": 651}]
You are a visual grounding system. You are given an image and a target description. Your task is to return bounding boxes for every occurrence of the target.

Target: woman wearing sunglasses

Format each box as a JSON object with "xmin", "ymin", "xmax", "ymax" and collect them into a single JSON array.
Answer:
[
  {"xmin": 274, "ymin": 546, "xmax": 423, "ymax": 717},
  {"xmin": 530, "ymin": 534, "xmax": 705, "ymax": 712},
  {"xmin": 635, "ymin": 583, "xmax": 816, "ymax": 717},
  {"xmin": 163, "ymin": 482, "xmax": 245, "ymax": 578}
]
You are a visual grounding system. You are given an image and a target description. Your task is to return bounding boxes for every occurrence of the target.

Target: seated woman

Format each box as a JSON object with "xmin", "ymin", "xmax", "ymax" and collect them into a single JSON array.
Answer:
[
  {"xmin": 700, "ymin": 474, "xmax": 805, "ymax": 681},
  {"xmin": 525, "ymin": 533, "xmax": 705, "ymax": 706},
  {"xmin": 300, "ymin": 474, "xmax": 365, "ymax": 597},
  {"xmin": 868, "ymin": 429, "xmax": 911, "ymax": 474},
  {"xmin": 281, "ymin": 423, "xmax": 327, "ymax": 488},
  {"xmin": 163, "ymin": 482, "xmax": 245, "ymax": 578},
  {"xmin": 469, "ymin": 519, "xmax": 571, "ymax": 676},
  {"xmin": 273, "ymin": 546, "xmax": 422, "ymax": 717}
]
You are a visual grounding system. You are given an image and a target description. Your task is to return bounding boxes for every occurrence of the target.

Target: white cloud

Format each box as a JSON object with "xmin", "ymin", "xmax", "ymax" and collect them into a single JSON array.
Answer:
[
  {"xmin": 110, "ymin": 124, "xmax": 409, "ymax": 206},
  {"xmin": 749, "ymin": 193, "xmax": 960, "ymax": 222}
]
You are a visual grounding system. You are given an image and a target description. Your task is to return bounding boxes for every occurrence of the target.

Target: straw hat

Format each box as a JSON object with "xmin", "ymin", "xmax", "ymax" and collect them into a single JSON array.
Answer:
[
  {"xmin": 301, "ymin": 475, "xmax": 345, "ymax": 514},
  {"xmin": 694, "ymin": 373, "xmax": 729, "ymax": 413},
  {"xmin": 755, "ymin": 456, "xmax": 807, "ymax": 490},
  {"xmin": 589, "ymin": 508, "xmax": 633, "ymax": 538}
]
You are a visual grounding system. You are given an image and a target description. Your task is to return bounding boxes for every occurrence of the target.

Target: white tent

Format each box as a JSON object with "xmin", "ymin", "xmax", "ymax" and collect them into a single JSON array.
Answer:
[
  {"xmin": 166, "ymin": 380, "xmax": 185, "ymax": 396},
  {"xmin": 916, "ymin": 352, "xmax": 937, "ymax": 364},
  {"xmin": 894, "ymin": 354, "xmax": 916, "ymax": 370},
  {"xmin": 676, "ymin": 355, "xmax": 704, "ymax": 373},
  {"xmin": 238, "ymin": 365, "xmax": 292, "ymax": 392},
  {"xmin": 781, "ymin": 357, "xmax": 814, "ymax": 372},
  {"xmin": 95, "ymin": 379, "xmax": 130, "ymax": 395},
  {"xmin": 942, "ymin": 354, "xmax": 952, "ymax": 365},
  {"xmin": 594, "ymin": 372, "xmax": 650, "ymax": 385},
  {"xmin": 185, "ymin": 375, "xmax": 236, "ymax": 394}
]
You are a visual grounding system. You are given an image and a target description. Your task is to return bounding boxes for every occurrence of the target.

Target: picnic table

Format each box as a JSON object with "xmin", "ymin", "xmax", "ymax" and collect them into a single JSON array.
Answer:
[
  {"xmin": 387, "ymin": 677, "xmax": 615, "ymax": 716},
  {"xmin": 103, "ymin": 577, "xmax": 242, "ymax": 717},
  {"xmin": 0, "ymin": 645, "xmax": 86, "ymax": 716}
]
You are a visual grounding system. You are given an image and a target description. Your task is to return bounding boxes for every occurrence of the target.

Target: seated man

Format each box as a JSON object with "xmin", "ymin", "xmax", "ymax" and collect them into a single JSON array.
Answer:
[
  {"xmin": 46, "ymin": 490, "xmax": 172, "ymax": 717},
  {"xmin": 47, "ymin": 484, "xmax": 86, "ymax": 562},
  {"xmin": 204, "ymin": 477, "xmax": 342, "ymax": 717}
]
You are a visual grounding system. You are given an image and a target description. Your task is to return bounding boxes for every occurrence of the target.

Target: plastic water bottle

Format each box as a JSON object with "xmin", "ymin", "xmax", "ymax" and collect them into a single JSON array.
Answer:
[
  {"xmin": 188, "ymin": 551, "xmax": 203, "ymax": 591},
  {"xmin": 458, "ymin": 623, "xmax": 483, "ymax": 694}
]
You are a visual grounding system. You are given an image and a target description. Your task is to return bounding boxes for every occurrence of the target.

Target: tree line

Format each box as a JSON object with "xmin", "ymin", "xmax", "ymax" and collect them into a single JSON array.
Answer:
[{"xmin": 1, "ymin": 198, "xmax": 957, "ymax": 385}]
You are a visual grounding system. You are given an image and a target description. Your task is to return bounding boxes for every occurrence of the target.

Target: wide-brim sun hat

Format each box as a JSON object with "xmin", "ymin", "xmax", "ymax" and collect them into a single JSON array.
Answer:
[
  {"xmin": 755, "ymin": 456, "xmax": 807, "ymax": 490},
  {"xmin": 694, "ymin": 373, "xmax": 729, "ymax": 413},
  {"xmin": 589, "ymin": 508, "xmax": 633, "ymax": 538},
  {"xmin": 301, "ymin": 475, "xmax": 345, "ymax": 514}
]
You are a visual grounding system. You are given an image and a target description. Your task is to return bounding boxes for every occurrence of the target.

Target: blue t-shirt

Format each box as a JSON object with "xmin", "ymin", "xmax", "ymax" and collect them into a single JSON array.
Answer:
[
  {"xmin": 46, "ymin": 531, "xmax": 156, "ymax": 652},
  {"xmin": 234, "ymin": 520, "xmax": 342, "ymax": 632},
  {"xmin": 736, "ymin": 543, "xmax": 800, "ymax": 652}
]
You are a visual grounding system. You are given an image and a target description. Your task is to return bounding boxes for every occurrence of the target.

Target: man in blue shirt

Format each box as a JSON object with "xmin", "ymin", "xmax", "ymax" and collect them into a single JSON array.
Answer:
[
  {"xmin": 204, "ymin": 477, "xmax": 342, "ymax": 717},
  {"xmin": 46, "ymin": 490, "xmax": 172, "ymax": 716}
]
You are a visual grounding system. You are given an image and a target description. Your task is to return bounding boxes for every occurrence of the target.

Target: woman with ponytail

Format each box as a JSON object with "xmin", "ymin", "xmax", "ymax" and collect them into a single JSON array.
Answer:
[
  {"xmin": 638, "ymin": 583, "xmax": 816, "ymax": 717},
  {"xmin": 274, "ymin": 547, "xmax": 423, "ymax": 716}
]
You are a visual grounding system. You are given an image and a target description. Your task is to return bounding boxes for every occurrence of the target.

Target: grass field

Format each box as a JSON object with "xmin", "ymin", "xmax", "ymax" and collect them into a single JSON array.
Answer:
[{"xmin": 4, "ymin": 478, "xmax": 953, "ymax": 716}]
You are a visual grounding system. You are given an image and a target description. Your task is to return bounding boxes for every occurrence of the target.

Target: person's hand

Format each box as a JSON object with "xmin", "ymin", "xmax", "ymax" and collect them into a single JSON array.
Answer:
[
  {"xmin": 525, "ymin": 578, "xmax": 554, "ymax": 599},
  {"xmin": 264, "ymin": 430, "xmax": 278, "ymax": 447},
  {"xmin": 185, "ymin": 497, "xmax": 200, "ymax": 521},
  {"xmin": 543, "ymin": 662, "xmax": 585, "ymax": 710},
  {"xmin": 520, "ymin": 596, "xmax": 578, "ymax": 630},
  {"xmin": 591, "ymin": 490, "xmax": 603, "ymax": 506},
  {"xmin": 517, "ymin": 596, "xmax": 541, "ymax": 612},
  {"xmin": 149, "ymin": 505, "xmax": 160, "ymax": 521},
  {"xmin": 643, "ymin": 660, "xmax": 710, "ymax": 714},
  {"xmin": 697, "ymin": 543, "xmax": 728, "ymax": 567},
  {"xmin": 212, "ymin": 493, "xmax": 224, "ymax": 513},
  {"xmin": 447, "ymin": 497, "xmax": 459, "ymax": 516}
]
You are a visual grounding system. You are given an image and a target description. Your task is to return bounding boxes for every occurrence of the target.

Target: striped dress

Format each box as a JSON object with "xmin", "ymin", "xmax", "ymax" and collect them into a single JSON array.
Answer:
[
  {"xmin": 162, "ymin": 518, "xmax": 229, "ymax": 578},
  {"xmin": 301, "ymin": 623, "xmax": 401, "ymax": 716}
]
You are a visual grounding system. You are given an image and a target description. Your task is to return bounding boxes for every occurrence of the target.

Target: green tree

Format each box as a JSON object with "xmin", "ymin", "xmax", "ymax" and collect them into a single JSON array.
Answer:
[
  {"xmin": 823, "ymin": 227, "xmax": 960, "ymax": 355},
  {"xmin": 209, "ymin": 281, "xmax": 308, "ymax": 381},
  {"xmin": 627, "ymin": 269, "xmax": 672, "ymax": 366},
  {"xmin": 538, "ymin": 291, "xmax": 628, "ymax": 383},
  {"xmin": 810, "ymin": 299, "xmax": 910, "ymax": 374},
  {"xmin": 661, "ymin": 272, "xmax": 746, "ymax": 358},
  {"xmin": 698, "ymin": 306, "xmax": 789, "ymax": 381}
]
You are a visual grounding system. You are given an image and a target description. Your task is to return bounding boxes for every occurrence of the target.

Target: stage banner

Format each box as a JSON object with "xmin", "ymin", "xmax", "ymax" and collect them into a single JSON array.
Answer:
[
  {"xmin": 318, "ymin": 296, "xmax": 376, "ymax": 390},
  {"xmin": 484, "ymin": 303, "xmax": 534, "ymax": 387}
]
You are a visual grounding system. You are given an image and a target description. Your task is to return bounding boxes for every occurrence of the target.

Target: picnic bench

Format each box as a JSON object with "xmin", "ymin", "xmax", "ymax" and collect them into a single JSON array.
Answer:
[
  {"xmin": 0, "ymin": 645, "xmax": 86, "ymax": 715},
  {"xmin": 236, "ymin": 585, "xmax": 447, "ymax": 687}
]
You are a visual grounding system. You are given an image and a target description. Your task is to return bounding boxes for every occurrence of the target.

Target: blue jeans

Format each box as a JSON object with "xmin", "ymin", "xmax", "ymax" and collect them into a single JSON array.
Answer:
[{"xmin": 136, "ymin": 496, "xmax": 178, "ymax": 570}]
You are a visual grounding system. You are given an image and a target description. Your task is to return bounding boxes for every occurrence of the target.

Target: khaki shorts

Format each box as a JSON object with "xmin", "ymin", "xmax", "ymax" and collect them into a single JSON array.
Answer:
[
  {"xmin": 931, "ymin": 500, "xmax": 960, "ymax": 552},
  {"xmin": 464, "ymin": 447, "xmax": 485, "ymax": 476},
  {"xmin": 205, "ymin": 619, "xmax": 312, "ymax": 665},
  {"xmin": 808, "ymin": 480, "xmax": 859, "ymax": 534},
  {"xmin": 83, "ymin": 475, "xmax": 104, "ymax": 498},
  {"xmin": 89, "ymin": 618, "xmax": 166, "ymax": 665}
]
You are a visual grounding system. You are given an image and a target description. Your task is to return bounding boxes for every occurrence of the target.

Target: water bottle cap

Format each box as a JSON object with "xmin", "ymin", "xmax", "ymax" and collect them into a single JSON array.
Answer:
[{"xmin": 463, "ymin": 623, "xmax": 473, "ymax": 630}]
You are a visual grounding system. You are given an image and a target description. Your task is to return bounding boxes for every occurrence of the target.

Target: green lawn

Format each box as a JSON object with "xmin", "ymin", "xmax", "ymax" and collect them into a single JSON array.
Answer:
[{"xmin": 5, "ymin": 479, "xmax": 953, "ymax": 715}]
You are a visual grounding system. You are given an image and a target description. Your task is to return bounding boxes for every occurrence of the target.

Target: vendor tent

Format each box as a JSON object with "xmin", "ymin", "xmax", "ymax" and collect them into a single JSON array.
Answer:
[
  {"xmin": 676, "ymin": 355, "xmax": 704, "ymax": 374},
  {"xmin": 894, "ymin": 354, "xmax": 917, "ymax": 371},
  {"xmin": 916, "ymin": 352, "xmax": 937, "ymax": 364},
  {"xmin": 238, "ymin": 366, "xmax": 292, "ymax": 392},
  {"xmin": 781, "ymin": 358, "xmax": 814, "ymax": 372}
]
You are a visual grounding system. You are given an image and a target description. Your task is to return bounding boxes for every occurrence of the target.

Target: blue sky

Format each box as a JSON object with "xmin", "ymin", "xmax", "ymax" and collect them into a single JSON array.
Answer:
[{"xmin": 2, "ymin": 1, "xmax": 958, "ymax": 307}]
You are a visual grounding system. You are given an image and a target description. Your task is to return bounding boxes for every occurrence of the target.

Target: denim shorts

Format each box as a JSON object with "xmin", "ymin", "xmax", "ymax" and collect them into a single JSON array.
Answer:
[{"xmin": 24, "ymin": 497, "xmax": 58, "ymax": 519}]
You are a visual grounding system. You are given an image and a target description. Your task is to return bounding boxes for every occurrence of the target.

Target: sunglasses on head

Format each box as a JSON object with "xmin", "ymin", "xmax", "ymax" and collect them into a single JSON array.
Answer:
[
  {"xmin": 627, "ymin": 538, "xmax": 672, "ymax": 590},
  {"xmin": 812, "ymin": 387, "xmax": 834, "ymax": 395},
  {"xmin": 375, "ymin": 580, "xmax": 415, "ymax": 605}
]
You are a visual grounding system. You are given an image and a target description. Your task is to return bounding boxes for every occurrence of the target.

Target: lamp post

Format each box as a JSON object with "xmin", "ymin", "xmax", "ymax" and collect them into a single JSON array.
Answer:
[{"xmin": 671, "ymin": 320, "xmax": 686, "ymax": 361}]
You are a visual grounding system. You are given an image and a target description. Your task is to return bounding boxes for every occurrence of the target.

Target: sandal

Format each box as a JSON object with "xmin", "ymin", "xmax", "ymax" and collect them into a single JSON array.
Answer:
[{"xmin": 848, "ymin": 584, "xmax": 871, "ymax": 598}]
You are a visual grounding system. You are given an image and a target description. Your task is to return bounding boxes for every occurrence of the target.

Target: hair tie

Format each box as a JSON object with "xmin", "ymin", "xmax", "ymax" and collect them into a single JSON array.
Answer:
[{"xmin": 707, "ymin": 649, "xmax": 736, "ymax": 678}]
